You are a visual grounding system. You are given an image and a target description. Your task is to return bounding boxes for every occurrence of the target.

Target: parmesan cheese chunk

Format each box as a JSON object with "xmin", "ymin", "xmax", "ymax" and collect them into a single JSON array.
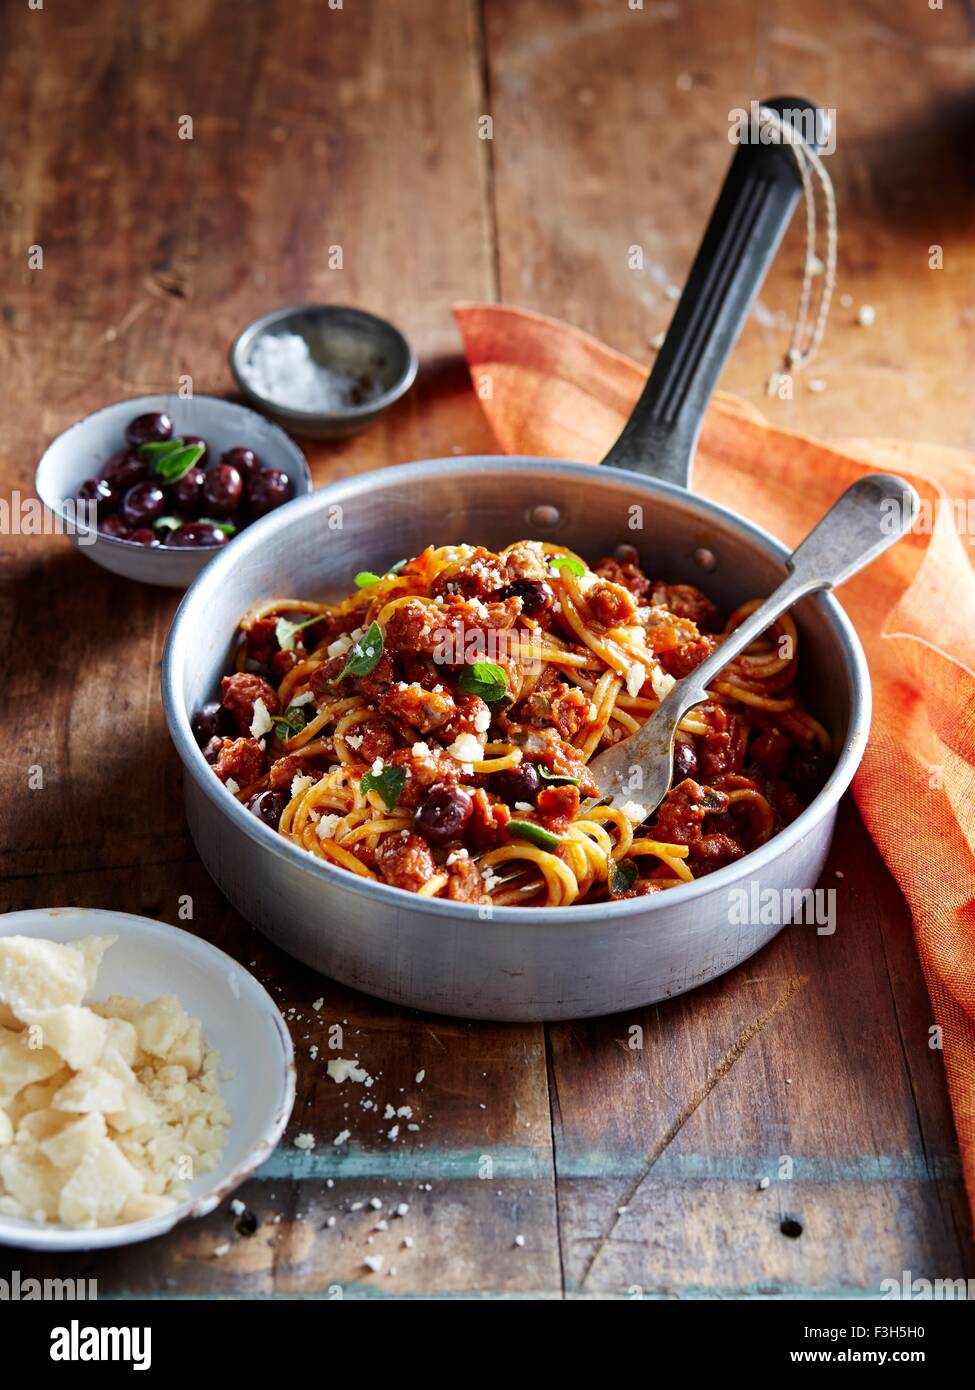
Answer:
[
  {"xmin": 58, "ymin": 1137, "xmax": 144, "ymax": 1228},
  {"xmin": 625, "ymin": 662, "xmax": 646, "ymax": 699},
  {"xmin": 0, "ymin": 936, "xmax": 230, "ymax": 1230},
  {"xmin": 30, "ymin": 1006, "xmax": 108, "ymax": 1071},
  {"xmin": 316, "ymin": 813, "xmax": 342, "ymax": 841},
  {"xmin": 52, "ymin": 1066, "xmax": 127, "ymax": 1116},
  {"xmin": 0, "ymin": 1027, "xmax": 64, "ymax": 1109},
  {"xmin": 133, "ymin": 995, "xmax": 192, "ymax": 1062},
  {"xmin": 0, "ymin": 936, "xmax": 91, "ymax": 1022},
  {"xmin": 446, "ymin": 733, "xmax": 482, "ymax": 766},
  {"xmin": 650, "ymin": 665, "xmax": 676, "ymax": 700},
  {"xmin": 250, "ymin": 697, "xmax": 274, "ymax": 740},
  {"xmin": 39, "ymin": 1111, "xmax": 106, "ymax": 1168},
  {"xmin": 327, "ymin": 1057, "xmax": 370, "ymax": 1085}
]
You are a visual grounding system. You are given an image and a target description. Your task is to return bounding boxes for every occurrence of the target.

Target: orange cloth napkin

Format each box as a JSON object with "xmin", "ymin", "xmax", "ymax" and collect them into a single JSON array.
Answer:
[{"xmin": 455, "ymin": 302, "xmax": 975, "ymax": 1213}]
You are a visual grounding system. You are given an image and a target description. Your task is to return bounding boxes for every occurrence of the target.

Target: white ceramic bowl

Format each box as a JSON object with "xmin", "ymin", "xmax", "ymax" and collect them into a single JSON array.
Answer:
[
  {"xmin": 35, "ymin": 394, "xmax": 311, "ymax": 589},
  {"xmin": 0, "ymin": 908, "xmax": 295, "ymax": 1251}
]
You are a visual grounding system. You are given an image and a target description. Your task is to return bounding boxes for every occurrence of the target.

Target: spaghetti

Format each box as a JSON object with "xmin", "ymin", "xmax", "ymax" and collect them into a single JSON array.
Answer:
[{"xmin": 192, "ymin": 541, "xmax": 832, "ymax": 907}]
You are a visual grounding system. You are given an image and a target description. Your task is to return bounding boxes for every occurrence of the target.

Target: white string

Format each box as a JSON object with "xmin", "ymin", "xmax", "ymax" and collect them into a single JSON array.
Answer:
[{"xmin": 757, "ymin": 105, "xmax": 838, "ymax": 375}]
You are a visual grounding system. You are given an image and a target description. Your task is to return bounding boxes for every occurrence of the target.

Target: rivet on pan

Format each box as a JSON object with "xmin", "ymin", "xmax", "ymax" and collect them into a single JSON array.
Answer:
[
  {"xmin": 693, "ymin": 546, "xmax": 717, "ymax": 572},
  {"xmin": 529, "ymin": 504, "xmax": 560, "ymax": 528},
  {"xmin": 615, "ymin": 543, "xmax": 640, "ymax": 565}
]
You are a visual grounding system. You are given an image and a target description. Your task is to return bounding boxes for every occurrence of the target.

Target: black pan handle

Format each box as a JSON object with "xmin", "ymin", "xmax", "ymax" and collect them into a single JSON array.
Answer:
[{"xmin": 600, "ymin": 96, "xmax": 824, "ymax": 488}]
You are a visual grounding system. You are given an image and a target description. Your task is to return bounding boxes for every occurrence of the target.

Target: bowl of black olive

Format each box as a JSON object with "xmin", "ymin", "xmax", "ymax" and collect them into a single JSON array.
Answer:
[{"xmin": 35, "ymin": 394, "xmax": 312, "ymax": 587}]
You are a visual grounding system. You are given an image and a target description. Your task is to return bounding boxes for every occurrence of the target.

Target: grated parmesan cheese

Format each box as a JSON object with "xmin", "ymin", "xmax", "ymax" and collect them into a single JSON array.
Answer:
[
  {"xmin": 625, "ymin": 663, "xmax": 646, "ymax": 699},
  {"xmin": 250, "ymin": 698, "xmax": 274, "ymax": 740},
  {"xmin": 327, "ymin": 1057, "xmax": 370, "ymax": 1085},
  {"xmin": 326, "ymin": 633, "xmax": 353, "ymax": 659},
  {"xmin": 446, "ymin": 733, "xmax": 482, "ymax": 766},
  {"xmin": 650, "ymin": 666, "xmax": 676, "ymax": 700},
  {"xmin": 316, "ymin": 814, "xmax": 342, "ymax": 841},
  {"xmin": 619, "ymin": 800, "xmax": 648, "ymax": 825}
]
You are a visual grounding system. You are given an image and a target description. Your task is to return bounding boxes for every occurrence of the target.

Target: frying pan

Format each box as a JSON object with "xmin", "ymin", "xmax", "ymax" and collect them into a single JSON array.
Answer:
[{"xmin": 163, "ymin": 98, "xmax": 881, "ymax": 1021}]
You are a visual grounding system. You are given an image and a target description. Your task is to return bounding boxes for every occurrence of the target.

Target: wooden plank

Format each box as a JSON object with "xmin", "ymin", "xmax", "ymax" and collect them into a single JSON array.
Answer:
[
  {"xmin": 483, "ymin": 0, "xmax": 975, "ymax": 450},
  {"xmin": 546, "ymin": 804, "xmax": 971, "ymax": 1295},
  {"xmin": 0, "ymin": 0, "xmax": 560, "ymax": 1297},
  {"xmin": 482, "ymin": 0, "xmax": 975, "ymax": 1295},
  {"xmin": 1, "ymin": 0, "xmax": 972, "ymax": 1301}
]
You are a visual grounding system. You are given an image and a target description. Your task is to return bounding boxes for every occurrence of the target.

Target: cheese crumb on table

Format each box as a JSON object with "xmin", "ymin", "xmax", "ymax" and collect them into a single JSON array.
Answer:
[{"xmin": 0, "ymin": 935, "xmax": 230, "ymax": 1231}]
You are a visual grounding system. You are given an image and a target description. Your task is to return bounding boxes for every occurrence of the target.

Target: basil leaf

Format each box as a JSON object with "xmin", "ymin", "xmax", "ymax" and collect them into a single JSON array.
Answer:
[
  {"xmin": 360, "ymin": 764, "xmax": 405, "ymax": 812},
  {"xmin": 507, "ymin": 820, "xmax": 561, "ymax": 851},
  {"xmin": 139, "ymin": 438, "xmax": 185, "ymax": 461},
  {"xmin": 548, "ymin": 555, "xmax": 586, "ymax": 578},
  {"xmin": 273, "ymin": 704, "xmax": 310, "ymax": 740},
  {"xmin": 354, "ymin": 571, "xmax": 382, "ymax": 588},
  {"xmin": 609, "ymin": 857, "xmax": 638, "ymax": 896},
  {"xmin": 199, "ymin": 516, "xmax": 236, "ymax": 537},
  {"xmin": 154, "ymin": 442, "xmax": 205, "ymax": 482},
  {"xmin": 458, "ymin": 661, "xmax": 508, "ymax": 705},
  {"xmin": 536, "ymin": 765, "xmax": 580, "ymax": 787},
  {"xmin": 338, "ymin": 622, "xmax": 384, "ymax": 680},
  {"xmin": 153, "ymin": 515, "xmax": 182, "ymax": 533},
  {"xmin": 275, "ymin": 614, "xmax": 324, "ymax": 652}
]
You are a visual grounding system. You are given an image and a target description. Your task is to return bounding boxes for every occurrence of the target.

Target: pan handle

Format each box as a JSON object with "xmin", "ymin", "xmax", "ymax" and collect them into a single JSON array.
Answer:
[{"xmin": 600, "ymin": 96, "xmax": 825, "ymax": 489}]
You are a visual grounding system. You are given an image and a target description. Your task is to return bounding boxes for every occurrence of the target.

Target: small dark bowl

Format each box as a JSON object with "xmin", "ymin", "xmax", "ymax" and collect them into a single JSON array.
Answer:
[{"xmin": 230, "ymin": 304, "xmax": 418, "ymax": 440}]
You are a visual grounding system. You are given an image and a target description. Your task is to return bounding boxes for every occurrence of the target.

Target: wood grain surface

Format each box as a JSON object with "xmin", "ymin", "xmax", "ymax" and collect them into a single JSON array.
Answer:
[{"xmin": 0, "ymin": 0, "xmax": 972, "ymax": 1298}]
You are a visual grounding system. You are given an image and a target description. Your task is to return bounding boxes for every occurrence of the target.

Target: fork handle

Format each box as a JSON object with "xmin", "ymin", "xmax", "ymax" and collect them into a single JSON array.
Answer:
[{"xmin": 665, "ymin": 473, "xmax": 919, "ymax": 723}]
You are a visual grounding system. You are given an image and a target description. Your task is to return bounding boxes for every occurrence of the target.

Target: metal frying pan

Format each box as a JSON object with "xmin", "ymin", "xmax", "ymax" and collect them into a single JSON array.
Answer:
[{"xmin": 163, "ymin": 98, "xmax": 892, "ymax": 1021}]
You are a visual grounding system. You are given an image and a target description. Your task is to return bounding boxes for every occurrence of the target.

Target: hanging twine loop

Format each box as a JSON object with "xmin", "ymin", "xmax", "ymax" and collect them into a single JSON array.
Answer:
[{"xmin": 757, "ymin": 105, "xmax": 838, "ymax": 379}]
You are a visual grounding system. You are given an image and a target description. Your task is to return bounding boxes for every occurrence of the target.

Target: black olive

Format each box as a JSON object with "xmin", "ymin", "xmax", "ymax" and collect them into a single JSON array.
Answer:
[
  {"xmin": 125, "ymin": 412, "xmax": 173, "ymax": 447},
  {"xmin": 490, "ymin": 761, "xmax": 541, "ymax": 806},
  {"xmin": 247, "ymin": 790, "xmax": 288, "ymax": 829},
  {"xmin": 672, "ymin": 740, "xmax": 698, "ymax": 782},
  {"xmin": 193, "ymin": 701, "xmax": 232, "ymax": 748},
  {"xmin": 495, "ymin": 578, "xmax": 554, "ymax": 617},
  {"xmin": 414, "ymin": 785, "xmax": 473, "ymax": 845}
]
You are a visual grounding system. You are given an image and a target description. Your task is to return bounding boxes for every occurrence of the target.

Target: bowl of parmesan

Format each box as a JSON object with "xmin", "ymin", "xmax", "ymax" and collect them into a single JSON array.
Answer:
[{"xmin": 0, "ymin": 908, "xmax": 295, "ymax": 1251}]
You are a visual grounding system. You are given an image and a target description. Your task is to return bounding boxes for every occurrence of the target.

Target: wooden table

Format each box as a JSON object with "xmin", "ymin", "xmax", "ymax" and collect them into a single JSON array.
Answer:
[{"xmin": 2, "ymin": 0, "xmax": 972, "ymax": 1298}]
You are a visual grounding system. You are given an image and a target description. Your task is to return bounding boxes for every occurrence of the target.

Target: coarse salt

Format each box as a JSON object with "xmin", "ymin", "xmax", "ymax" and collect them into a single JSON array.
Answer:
[{"xmin": 243, "ymin": 332, "xmax": 383, "ymax": 414}]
